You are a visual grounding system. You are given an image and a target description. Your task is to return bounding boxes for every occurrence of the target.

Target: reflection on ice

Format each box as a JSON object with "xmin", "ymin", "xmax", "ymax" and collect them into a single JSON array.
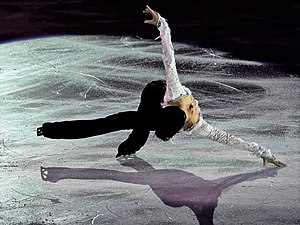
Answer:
[{"xmin": 41, "ymin": 156, "xmax": 280, "ymax": 225}]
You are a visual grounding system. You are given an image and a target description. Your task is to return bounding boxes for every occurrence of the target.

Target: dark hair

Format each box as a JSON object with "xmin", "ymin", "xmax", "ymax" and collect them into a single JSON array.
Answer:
[{"xmin": 155, "ymin": 106, "xmax": 186, "ymax": 141}]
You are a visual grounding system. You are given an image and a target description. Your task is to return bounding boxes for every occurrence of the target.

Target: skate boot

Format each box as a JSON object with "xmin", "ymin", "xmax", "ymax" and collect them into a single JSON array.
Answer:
[
  {"xmin": 116, "ymin": 143, "xmax": 137, "ymax": 158},
  {"xmin": 37, "ymin": 127, "xmax": 43, "ymax": 136}
]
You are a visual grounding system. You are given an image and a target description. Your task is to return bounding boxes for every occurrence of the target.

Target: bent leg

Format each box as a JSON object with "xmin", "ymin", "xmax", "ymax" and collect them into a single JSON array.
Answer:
[
  {"xmin": 116, "ymin": 128, "xmax": 150, "ymax": 157},
  {"xmin": 37, "ymin": 111, "xmax": 139, "ymax": 139},
  {"xmin": 117, "ymin": 80, "xmax": 166, "ymax": 157}
]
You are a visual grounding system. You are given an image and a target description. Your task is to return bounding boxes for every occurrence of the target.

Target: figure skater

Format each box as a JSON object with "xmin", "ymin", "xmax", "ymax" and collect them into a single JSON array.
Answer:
[{"xmin": 37, "ymin": 6, "xmax": 286, "ymax": 167}]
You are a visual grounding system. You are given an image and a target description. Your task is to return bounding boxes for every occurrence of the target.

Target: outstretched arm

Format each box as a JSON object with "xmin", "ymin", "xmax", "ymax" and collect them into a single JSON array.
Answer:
[
  {"xmin": 214, "ymin": 167, "xmax": 280, "ymax": 189},
  {"xmin": 143, "ymin": 6, "xmax": 190, "ymax": 103},
  {"xmin": 191, "ymin": 120, "xmax": 286, "ymax": 167}
]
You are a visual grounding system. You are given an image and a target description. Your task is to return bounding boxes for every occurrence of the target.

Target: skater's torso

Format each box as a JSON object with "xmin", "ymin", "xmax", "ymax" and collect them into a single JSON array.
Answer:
[{"xmin": 168, "ymin": 95, "xmax": 200, "ymax": 130}]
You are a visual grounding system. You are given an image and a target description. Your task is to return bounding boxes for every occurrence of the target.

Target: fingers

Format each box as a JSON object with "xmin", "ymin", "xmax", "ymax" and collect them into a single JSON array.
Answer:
[
  {"xmin": 262, "ymin": 156, "xmax": 287, "ymax": 168},
  {"xmin": 143, "ymin": 5, "xmax": 159, "ymax": 26},
  {"xmin": 143, "ymin": 5, "xmax": 153, "ymax": 14},
  {"xmin": 144, "ymin": 19, "xmax": 156, "ymax": 25},
  {"xmin": 273, "ymin": 160, "xmax": 287, "ymax": 167}
]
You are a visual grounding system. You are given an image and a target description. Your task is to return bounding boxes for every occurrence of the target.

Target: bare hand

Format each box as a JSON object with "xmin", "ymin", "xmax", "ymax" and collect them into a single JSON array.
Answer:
[
  {"xmin": 143, "ymin": 5, "xmax": 159, "ymax": 26},
  {"xmin": 262, "ymin": 155, "xmax": 287, "ymax": 167}
]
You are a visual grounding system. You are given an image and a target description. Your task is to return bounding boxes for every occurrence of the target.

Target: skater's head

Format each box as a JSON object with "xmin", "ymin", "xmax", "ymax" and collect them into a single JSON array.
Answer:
[
  {"xmin": 168, "ymin": 95, "xmax": 200, "ymax": 131},
  {"xmin": 155, "ymin": 106, "xmax": 186, "ymax": 141}
]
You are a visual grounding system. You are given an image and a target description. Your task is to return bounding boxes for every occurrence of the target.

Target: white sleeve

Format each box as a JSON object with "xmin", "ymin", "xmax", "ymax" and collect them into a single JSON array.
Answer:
[
  {"xmin": 157, "ymin": 15, "xmax": 191, "ymax": 103},
  {"xmin": 190, "ymin": 120, "xmax": 273, "ymax": 158}
]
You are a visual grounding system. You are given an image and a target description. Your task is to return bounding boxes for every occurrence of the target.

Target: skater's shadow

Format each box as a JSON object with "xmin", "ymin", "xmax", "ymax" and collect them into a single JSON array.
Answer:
[{"xmin": 41, "ymin": 156, "xmax": 281, "ymax": 225}]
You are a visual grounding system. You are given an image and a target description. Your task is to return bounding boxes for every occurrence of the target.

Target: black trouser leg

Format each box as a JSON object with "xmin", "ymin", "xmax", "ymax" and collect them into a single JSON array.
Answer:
[
  {"xmin": 38, "ymin": 111, "xmax": 140, "ymax": 139},
  {"xmin": 117, "ymin": 80, "xmax": 166, "ymax": 156},
  {"xmin": 116, "ymin": 129, "xmax": 150, "ymax": 157}
]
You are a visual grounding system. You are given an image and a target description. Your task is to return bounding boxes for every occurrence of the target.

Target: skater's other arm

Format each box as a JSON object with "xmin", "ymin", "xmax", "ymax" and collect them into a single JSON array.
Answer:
[
  {"xmin": 190, "ymin": 120, "xmax": 286, "ymax": 167},
  {"xmin": 144, "ymin": 6, "xmax": 201, "ymax": 130},
  {"xmin": 143, "ymin": 6, "xmax": 190, "ymax": 102}
]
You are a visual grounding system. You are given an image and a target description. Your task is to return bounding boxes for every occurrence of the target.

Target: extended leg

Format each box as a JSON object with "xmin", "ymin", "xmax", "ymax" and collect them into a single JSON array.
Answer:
[{"xmin": 37, "ymin": 111, "xmax": 140, "ymax": 139}]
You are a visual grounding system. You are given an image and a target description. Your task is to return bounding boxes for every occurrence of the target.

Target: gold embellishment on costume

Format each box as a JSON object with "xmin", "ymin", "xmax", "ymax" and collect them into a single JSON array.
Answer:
[{"xmin": 168, "ymin": 95, "xmax": 200, "ymax": 130}]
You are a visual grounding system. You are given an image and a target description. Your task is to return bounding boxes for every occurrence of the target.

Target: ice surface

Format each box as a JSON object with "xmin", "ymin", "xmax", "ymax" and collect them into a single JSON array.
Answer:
[{"xmin": 0, "ymin": 35, "xmax": 299, "ymax": 224}]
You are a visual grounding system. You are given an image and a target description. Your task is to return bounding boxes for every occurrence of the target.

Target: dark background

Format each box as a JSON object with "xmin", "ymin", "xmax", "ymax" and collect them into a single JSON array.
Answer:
[{"xmin": 1, "ymin": 0, "xmax": 299, "ymax": 72}]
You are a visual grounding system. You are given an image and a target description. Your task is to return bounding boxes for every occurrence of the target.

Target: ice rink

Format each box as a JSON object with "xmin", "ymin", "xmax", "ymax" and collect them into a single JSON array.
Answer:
[
  {"xmin": 1, "ymin": 0, "xmax": 299, "ymax": 224},
  {"xmin": 0, "ymin": 35, "xmax": 299, "ymax": 224}
]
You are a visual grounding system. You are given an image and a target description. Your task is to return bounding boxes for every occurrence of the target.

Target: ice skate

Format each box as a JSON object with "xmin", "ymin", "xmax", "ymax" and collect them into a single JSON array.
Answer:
[
  {"xmin": 116, "ymin": 141, "xmax": 138, "ymax": 158},
  {"xmin": 37, "ymin": 127, "xmax": 43, "ymax": 136},
  {"xmin": 116, "ymin": 151, "xmax": 137, "ymax": 158}
]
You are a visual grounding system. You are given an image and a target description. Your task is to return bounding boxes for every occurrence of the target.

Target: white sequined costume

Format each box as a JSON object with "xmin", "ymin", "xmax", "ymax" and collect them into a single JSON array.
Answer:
[{"xmin": 157, "ymin": 15, "xmax": 272, "ymax": 158}]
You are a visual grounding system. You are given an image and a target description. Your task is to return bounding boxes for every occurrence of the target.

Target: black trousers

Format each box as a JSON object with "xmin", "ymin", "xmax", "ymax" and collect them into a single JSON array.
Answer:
[{"xmin": 39, "ymin": 80, "xmax": 166, "ymax": 156}]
